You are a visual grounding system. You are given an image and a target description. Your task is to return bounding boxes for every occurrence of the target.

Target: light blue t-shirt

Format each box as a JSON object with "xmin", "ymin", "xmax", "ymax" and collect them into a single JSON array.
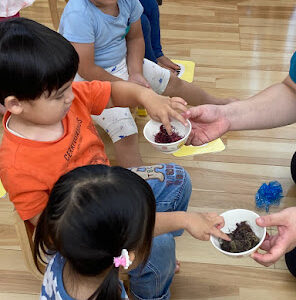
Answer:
[
  {"xmin": 59, "ymin": 0, "xmax": 143, "ymax": 68},
  {"xmin": 40, "ymin": 253, "xmax": 128, "ymax": 299}
]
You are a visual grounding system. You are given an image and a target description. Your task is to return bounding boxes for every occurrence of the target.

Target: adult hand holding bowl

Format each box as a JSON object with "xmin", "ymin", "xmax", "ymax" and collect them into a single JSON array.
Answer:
[{"xmin": 210, "ymin": 209, "xmax": 266, "ymax": 257}]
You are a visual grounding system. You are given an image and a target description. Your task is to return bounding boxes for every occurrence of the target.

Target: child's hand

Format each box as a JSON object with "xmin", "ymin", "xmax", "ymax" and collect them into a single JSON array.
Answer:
[
  {"xmin": 128, "ymin": 73, "xmax": 151, "ymax": 89},
  {"xmin": 145, "ymin": 95, "xmax": 188, "ymax": 134},
  {"xmin": 185, "ymin": 212, "xmax": 230, "ymax": 241}
]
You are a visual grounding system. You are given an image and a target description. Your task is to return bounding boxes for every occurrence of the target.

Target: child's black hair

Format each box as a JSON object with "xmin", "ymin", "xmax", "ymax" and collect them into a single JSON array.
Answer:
[
  {"xmin": 0, "ymin": 18, "xmax": 79, "ymax": 104},
  {"xmin": 34, "ymin": 164, "xmax": 156, "ymax": 300}
]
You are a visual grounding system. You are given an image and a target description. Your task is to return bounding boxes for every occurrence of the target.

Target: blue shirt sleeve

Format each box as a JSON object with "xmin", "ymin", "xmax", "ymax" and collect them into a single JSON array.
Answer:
[
  {"xmin": 289, "ymin": 52, "xmax": 296, "ymax": 83},
  {"xmin": 59, "ymin": 10, "xmax": 96, "ymax": 44},
  {"xmin": 129, "ymin": 0, "xmax": 144, "ymax": 24}
]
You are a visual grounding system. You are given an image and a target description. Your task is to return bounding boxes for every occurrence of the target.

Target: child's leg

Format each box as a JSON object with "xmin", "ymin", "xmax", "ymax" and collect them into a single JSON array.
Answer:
[
  {"xmin": 74, "ymin": 72, "xmax": 143, "ymax": 168},
  {"xmin": 91, "ymin": 107, "xmax": 143, "ymax": 168},
  {"xmin": 141, "ymin": 14, "xmax": 158, "ymax": 63},
  {"xmin": 142, "ymin": 58, "xmax": 234, "ymax": 105},
  {"xmin": 129, "ymin": 233, "xmax": 176, "ymax": 300},
  {"xmin": 139, "ymin": 0, "xmax": 163, "ymax": 60},
  {"xmin": 129, "ymin": 163, "xmax": 192, "ymax": 299}
]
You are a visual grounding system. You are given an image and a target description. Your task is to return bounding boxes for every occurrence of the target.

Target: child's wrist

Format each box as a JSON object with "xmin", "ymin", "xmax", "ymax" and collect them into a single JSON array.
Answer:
[{"xmin": 136, "ymin": 87, "xmax": 154, "ymax": 107}]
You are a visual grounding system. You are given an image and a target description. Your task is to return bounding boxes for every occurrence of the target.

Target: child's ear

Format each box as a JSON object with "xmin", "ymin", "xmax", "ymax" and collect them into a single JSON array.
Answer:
[
  {"xmin": 4, "ymin": 96, "xmax": 24, "ymax": 115},
  {"xmin": 129, "ymin": 251, "xmax": 136, "ymax": 263}
]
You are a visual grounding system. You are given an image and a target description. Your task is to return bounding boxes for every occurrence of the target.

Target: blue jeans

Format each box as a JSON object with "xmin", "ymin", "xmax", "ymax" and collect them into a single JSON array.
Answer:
[
  {"xmin": 140, "ymin": 0, "xmax": 163, "ymax": 63},
  {"xmin": 128, "ymin": 163, "xmax": 192, "ymax": 299}
]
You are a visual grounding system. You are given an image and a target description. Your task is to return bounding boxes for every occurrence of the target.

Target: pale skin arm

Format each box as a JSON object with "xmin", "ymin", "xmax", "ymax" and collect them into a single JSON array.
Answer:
[
  {"xmin": 224, "ymin": 76, "xmax": 296, "ymax": 130},
  {"xmin": 154, "ymin": 211, "xmax": 230, "ymax": 241},
  {"xmin": 125, "ymin": 19, "xmax": 150, "ymax": 88},
  {"xmin": 71, "ymin": 42, "xmax": 123, "ymax": 82},
  {"xmin": 185, "ymin": 75, "xmax": 296, "ymax": 145}
]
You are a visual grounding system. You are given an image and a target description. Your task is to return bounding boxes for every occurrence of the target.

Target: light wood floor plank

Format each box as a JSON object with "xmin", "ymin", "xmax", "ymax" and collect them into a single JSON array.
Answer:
[{"xmin": 0, "ymin": 0, "xmax": 295, "ymax": 299}]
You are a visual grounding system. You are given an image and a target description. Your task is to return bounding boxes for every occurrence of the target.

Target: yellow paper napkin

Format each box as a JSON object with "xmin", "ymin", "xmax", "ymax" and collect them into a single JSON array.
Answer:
[
  {"xmin": 172, "ymin": 59, "xmax": 195, "ymax": 83},
  {"xmin": 173, "ymin": 138, "xmax": 225, "ymax": 157}
]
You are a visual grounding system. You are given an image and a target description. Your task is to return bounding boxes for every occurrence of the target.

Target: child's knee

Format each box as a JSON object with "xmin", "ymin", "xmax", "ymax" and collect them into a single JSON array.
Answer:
[
  {"xmin": 164, "ymin": 73, "xmax": 184, "ymax": 95},
  {"xmin": 92, "ymin": 107, "xmax": 138, "ymax": 143}
]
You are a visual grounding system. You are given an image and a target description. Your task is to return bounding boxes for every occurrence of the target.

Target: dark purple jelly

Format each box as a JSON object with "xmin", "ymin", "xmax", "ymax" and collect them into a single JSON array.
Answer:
[{"xmin": 154, "ymin": 125, "xmax": 183, "ymax": 143}]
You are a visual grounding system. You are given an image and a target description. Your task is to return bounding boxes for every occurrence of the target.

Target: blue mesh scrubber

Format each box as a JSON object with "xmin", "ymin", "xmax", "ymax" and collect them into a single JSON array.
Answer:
[{"xmin": 255, "ymin": 181, "xmax": 283, "ymax": 212}]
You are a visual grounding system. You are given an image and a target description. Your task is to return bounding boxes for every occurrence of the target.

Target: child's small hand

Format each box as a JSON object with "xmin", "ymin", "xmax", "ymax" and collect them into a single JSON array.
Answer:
[
  {"xmin": 145, "ymin": 95, "xmax": 188, "ymax": 134},
  {"xmin": 128, "ymin": 73, "xmax": 151, "ymax": 89},
  {"xmin": 185, "ymin": 212, "xmax": 230, "ymax": 241}
]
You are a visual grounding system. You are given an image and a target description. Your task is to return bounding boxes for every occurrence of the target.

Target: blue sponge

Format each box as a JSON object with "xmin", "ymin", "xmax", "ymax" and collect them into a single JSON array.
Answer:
[{"xmin": 255, "ymin": 181, "xmax": 283, "ymax": 212}]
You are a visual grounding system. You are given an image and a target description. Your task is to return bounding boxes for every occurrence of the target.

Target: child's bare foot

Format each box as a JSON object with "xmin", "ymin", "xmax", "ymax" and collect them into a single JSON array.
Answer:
[
  {"xmin": 157, "ymin": 55, "xmax": 180, "ymax": 74},
  {"xmin": 175, "ymin": 260, "xmax": 181, "ymax": 273},
  {"xmin": 0, "ymin": 104, "xmax": 6, "ymax": 115}
]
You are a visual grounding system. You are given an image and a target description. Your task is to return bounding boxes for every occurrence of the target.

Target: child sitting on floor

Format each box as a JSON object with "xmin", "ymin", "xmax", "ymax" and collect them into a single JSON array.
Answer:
[
  {"xmin": 35, "ymin": 164, "xmax": 229, "ymax": 300},
  {"xmin": 59, "ymin": 0, "xmax": 233, "ymax": 167},
  {"xmin": 0, "ymin": 18, "xmax": 228, "ymax": 300}
]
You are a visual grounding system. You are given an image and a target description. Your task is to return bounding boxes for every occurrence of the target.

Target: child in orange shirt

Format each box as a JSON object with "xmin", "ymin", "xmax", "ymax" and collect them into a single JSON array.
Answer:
[{"xmin": 0, "ymin": 18, "xmax": 228, "ymax": 300}]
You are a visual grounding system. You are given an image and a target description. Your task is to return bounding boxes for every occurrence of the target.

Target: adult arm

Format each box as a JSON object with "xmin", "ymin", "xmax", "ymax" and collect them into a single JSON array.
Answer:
[
  {"xmin": 224, "ymin": 76, "xmax": 296, "ymax": 130},
  {"xmin": 186, "ymin": 75, "xmax": 296, "ymax": 145}
]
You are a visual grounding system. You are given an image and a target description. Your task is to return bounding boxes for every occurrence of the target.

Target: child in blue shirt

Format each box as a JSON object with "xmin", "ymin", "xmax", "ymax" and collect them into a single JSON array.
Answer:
[{"xmin": 59, "ymin": 0, "xmax": 232, "ymax": 167}]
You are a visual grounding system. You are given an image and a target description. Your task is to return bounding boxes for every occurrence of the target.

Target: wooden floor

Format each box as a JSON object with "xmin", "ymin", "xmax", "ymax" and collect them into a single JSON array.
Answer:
[{"xmin": 1, "ymin": 0, "xmax": 296, "ymax": 299}]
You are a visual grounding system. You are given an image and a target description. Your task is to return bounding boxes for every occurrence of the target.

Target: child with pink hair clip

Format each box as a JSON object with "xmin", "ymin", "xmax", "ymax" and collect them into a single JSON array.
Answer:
[{"xmin": 35, "ymin": 164, "xmax": 229, "ymax": 299}]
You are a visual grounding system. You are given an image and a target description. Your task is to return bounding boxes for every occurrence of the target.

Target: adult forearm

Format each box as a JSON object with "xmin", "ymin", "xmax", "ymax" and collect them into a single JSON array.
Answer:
[
  {"xmin": 126, "ymin": 37, "xmax": 145, "ymax": 75},
  {"xmin": 154, "ymin": 211, "xmax": 187, "ymax": 236},
  {"xmin": 225, "ymin": 82, "xmax": 296, "ymax": 131}
]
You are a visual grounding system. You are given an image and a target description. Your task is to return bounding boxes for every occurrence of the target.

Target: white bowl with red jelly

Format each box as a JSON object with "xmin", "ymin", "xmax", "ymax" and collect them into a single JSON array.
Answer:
[{"xmin": 143, "ymin": 119, "xmax": 192, "ymax": 153}]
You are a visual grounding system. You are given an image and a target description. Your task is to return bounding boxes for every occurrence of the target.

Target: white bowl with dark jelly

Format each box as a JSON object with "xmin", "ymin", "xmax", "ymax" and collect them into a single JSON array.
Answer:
[
  {"xmin": 210, "ymin": 209, "xmax": 266, "ymax": 257},
  {"xmin": 143, "ymin": 119, "xmax": 192, "ymax": 153}
]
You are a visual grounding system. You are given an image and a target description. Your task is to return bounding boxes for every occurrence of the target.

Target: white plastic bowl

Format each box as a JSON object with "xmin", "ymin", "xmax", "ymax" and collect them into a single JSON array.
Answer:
[
  {"xmin": 143, "ymin": 119, "xmax": 192, "ymax": 153},
  {"xmin": 210, "ymin": 209, "xmax": 266, "ymax": 257}
]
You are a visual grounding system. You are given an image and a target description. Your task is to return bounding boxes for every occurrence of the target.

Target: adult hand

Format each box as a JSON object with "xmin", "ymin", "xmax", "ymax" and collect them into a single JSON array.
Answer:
[
  {"xmin": 184, "ymin": 105, "xmax": 231, "ymax": 145},
  {"xmin": 185, "ymin": 212, "xmax": 230, "ymax": 241},
  {"xmin": 251, "ymin": 207, "xmax": 296, "ymax": 266},
  {"xmin": 128, "ymin": 73, "xmax": 151, "ymax": 89}
]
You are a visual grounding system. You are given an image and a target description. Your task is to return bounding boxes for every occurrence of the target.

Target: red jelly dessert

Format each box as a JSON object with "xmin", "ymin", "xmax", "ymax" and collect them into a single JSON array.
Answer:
[{"xmin": 154, "ymin": 125, "xmax": 183, "ymax": 143}]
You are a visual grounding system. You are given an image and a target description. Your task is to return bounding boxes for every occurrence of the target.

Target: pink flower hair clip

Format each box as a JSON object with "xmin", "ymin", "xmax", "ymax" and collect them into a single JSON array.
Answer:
[{"xmin": 113, "ymin": 249, "xmax": 132, "ymax": 270}]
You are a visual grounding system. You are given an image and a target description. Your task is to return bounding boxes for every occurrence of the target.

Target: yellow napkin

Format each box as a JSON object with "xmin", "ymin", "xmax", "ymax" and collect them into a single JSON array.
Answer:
[
  {"xmin": 0, "ymin": 180, "xmax": 6, "ymax": 198},
  {"xmin": 173, "ymin": 138, "xmax": 225, "ymax": 157},
  {"xmin": 172, "ymin": 59, "xmax": 195, "ymax": 83}
]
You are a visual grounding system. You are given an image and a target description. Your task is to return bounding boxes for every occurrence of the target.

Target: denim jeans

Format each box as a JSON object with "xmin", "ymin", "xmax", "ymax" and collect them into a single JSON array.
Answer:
[
  {"xmin": 129, "ymin": 163, "xmax": 192, "ymax": 300},
  {"xmin": 140, "ymin": 0, "xmax": 163, "ymax": 63}
]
